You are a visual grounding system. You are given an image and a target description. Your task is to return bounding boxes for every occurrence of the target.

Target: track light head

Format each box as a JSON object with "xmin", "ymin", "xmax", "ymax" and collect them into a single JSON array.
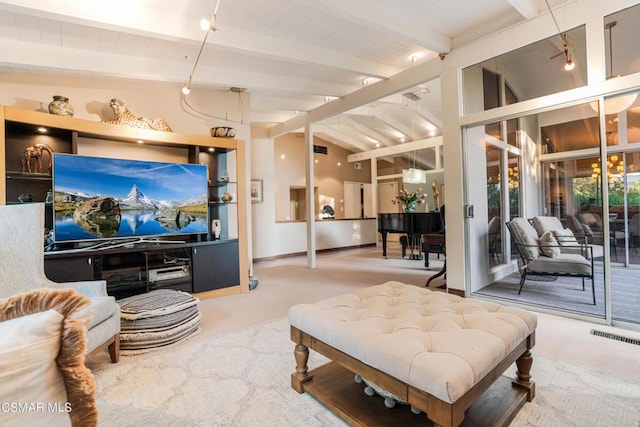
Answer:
[
  {"xmin": 182, "ymin": 76, "xmax": 192, "ymax": 95},
  {"xmin": 564, "ymin": 57, "xmax": 575, "ymax": 71}
]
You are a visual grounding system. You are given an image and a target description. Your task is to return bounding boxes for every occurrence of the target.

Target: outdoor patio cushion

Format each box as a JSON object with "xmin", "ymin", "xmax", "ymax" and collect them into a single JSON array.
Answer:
[
  {"xmin": 527, "ymin": 253, "xmax": 592, "ymax": 275},
  {"xmin": 531, "ymin": 216, "xmax": 564, "ymax": 236},
  {"xmin": 538, "ymin": 231, "xmax": 560, "ymax": 258},
  {"xmin": 552, "ymin": 228, "xmax": 580, "ymax": 246},
  {"xmin": 508, "ymin": 218, "xmax": 540, "ymax": 259}
]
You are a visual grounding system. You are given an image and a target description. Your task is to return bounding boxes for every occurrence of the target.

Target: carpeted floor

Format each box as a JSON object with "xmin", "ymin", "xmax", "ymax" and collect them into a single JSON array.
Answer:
[{"xmin": 92, "ymin": 318, "xmax": 640, "ymax": 427}]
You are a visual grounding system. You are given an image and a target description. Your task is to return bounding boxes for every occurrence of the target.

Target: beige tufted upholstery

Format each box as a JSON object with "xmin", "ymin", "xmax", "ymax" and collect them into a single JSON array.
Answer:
[{"xmin": 288, "ymin": 281, "xmax": 537, "ymax": 404}]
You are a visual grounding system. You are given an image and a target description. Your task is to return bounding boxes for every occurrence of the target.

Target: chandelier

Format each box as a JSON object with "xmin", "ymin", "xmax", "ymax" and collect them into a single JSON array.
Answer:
[{"xmin": 591, "ymin": 155, "xmax": 624, "ymax": 185}]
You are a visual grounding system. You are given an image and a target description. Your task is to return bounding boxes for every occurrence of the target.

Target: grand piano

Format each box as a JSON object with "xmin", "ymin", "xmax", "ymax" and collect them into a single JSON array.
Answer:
[
  {"xmin": 378, "ymin": 211, "xmax": 446, "ymax": 287},
  {"xmin": 377, "ymin": 212, "xmax": 443, "ymax": 258}
]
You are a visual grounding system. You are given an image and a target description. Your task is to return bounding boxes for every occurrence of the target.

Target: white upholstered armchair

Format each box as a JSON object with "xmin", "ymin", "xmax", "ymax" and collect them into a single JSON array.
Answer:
[{"xmin": 0, "ymin": 203, "xmax": 120, "ymax": 362}]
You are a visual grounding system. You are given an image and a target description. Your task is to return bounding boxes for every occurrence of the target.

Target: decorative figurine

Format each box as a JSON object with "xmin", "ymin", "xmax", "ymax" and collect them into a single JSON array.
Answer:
[
  {"xmin": 103, "ymin": 98, "xmax": 172, "ymax": 132},
  {"xmin": 22, "ymin": 143, "xmax": 54, "ymax": 173},
  {"xmin": 432, "ymin": 180, "xmax": 440, "ymax": 211},
  {"xmin": 212, "ymin": 219, "xmax": 221, "ymax": 240}
]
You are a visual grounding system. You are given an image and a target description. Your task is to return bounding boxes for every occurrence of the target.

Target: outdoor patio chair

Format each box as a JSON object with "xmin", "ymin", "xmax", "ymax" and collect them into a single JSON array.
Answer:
[
  {"xmin": 507, "ymin": 217, "xmax": 596, "ymax": 305},
  {"xmin": 629, "ymin": 213, "xmax": 640, "ymax": 253},
  {"xmin": 531, "ymin": 215, "xmax": 603, "ymax": 259},
  {"xmin": 488, "ymin": 215, "xmax": 502, "ymax": 265}
]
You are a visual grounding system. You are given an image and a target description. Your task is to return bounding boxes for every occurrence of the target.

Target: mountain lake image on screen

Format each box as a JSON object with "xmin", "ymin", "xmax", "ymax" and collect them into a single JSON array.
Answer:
[{"xmin": 52, "ymin": 154, "xmax": 209, "ymax": 243}]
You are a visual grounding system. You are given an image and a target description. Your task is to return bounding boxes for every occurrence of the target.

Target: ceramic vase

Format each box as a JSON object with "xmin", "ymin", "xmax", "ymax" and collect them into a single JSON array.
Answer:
[
  {"xmin": 403, "ymin": 202, "xmax": 417, "ymax": 213},
  {"xmin": 221, "ymin": 192, "xmax": 233, "ymax": 203},
  {"xmin": 48, "ymin": 96, "xmax": 74, "ymax": 117}
]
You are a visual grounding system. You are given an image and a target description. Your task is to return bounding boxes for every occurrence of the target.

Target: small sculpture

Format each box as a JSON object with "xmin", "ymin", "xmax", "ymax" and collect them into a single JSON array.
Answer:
[
  {"xmin": 17, "ymin": 193, "xmax": 33, "ymax": 203},
  {"xmin": 103, "ymin": 98, "xmax": 173, "ymax": 132},
  {"xmin": 210, "ymin": 127, "xmax": 236, "ymax": 138},
  {"xmin": 22, "ymin": 143, "xmax": 54, "ymax": 173},
  {"xmin": 212, "ymin": 219, "xmax": 221, "ymax": 240},
  {"xmin": 432, "ymin": 180, "xmax": 440, "ymax": 211}
]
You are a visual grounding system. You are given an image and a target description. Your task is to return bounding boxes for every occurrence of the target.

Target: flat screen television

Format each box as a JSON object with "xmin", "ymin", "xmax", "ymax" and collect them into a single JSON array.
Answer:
[{"xmin": 52, "ymin": 154, "xmax": 208, "ymax": 244}]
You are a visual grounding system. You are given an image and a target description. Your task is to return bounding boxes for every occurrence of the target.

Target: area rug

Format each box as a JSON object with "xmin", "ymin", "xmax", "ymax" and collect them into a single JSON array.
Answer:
[{"xmin": 93, "ymin": 318, "xmax": 640, "ymax": 426}]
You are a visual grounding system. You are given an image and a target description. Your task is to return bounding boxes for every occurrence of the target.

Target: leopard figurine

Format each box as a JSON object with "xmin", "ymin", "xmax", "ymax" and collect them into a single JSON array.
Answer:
[{"xmin": 104, "ymin": 98, "xmax": 173, "ymax": 132}]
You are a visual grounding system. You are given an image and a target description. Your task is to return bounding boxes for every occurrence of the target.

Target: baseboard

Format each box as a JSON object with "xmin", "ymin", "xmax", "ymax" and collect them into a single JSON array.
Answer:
[
  {"xmin": 253, "ymin": 243, "xmax": 376, "ymax": 264},
  {"xmin": 448, "ymin": 288, "xmax": 465, "ymax": 297}
]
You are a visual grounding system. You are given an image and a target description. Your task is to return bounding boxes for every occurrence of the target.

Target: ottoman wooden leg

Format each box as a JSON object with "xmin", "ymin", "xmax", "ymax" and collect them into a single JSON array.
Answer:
[
  {"xmin": 513, "ymin": 350, "xmax": 535, "ymax": 401},
  {"xmin": 291, "ymin": 343, "xmax": 312, "ymax": 393}
]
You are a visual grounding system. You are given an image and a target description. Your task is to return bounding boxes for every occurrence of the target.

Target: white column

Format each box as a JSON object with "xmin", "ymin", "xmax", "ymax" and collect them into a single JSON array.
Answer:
[{"xmin": 305, "ymin": 121, "xmax": 316, "ymax": 268}]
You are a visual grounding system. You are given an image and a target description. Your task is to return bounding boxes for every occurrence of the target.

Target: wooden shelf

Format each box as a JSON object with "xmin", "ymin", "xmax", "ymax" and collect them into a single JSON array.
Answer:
[
  {"xmin": 303, "ymin": 362, "xmax": 529, "ymax": 427},
  {"xmin": 6, "ymin": 171, "xmax": 52, "ymax": 180}
]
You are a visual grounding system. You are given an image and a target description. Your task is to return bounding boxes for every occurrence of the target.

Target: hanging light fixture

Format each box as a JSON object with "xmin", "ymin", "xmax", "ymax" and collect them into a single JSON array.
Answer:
[
  {"xmin": 402, "ymin": 101, "xmax": 427, "ymax": 184},
  {"xmin": 589, "ymin": 21, "xmax": 637, "ymax": 115},
  {"xmin": 545, "ymin": 0, "xmax": 575, "ymax": 72},
  {"xmin": 180, "ymin": 1, "xmax": 246, "ymax": 125},
  {"xmin": 182, "ymin": 0, "xmax": 221, "ymax": 96}
]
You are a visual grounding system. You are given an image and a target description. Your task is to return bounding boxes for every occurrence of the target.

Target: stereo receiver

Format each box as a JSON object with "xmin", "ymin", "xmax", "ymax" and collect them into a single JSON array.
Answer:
[{"xmin": 148, "ymin": 265, "xmax": 190, "ymax": 283}]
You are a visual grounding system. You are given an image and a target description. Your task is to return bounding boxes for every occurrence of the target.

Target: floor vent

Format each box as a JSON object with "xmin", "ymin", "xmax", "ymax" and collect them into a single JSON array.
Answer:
[{"xmin": 590, "ymin": 329, "xmax": 640, "ymax": 346}]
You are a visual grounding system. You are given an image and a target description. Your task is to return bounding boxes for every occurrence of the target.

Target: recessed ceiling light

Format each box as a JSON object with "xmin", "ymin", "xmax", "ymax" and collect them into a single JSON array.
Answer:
[
  {"xmin": 136, "ymin": 139, "xmax": 144, "ymax": 144},
  {"xmin": 208, "ymin": 147, "xmax": 215, "ymax": 152},
  {"xmin": 362, "ymin": 78, "xmax": 369, "ymax": 86},
  {"xmin": 314, "ymin": 159, "xmax": 318, "ymax": 164},
  {"xmin": 337, "ymin": 162, "xmax": 341, "ymax": 166},
  {"xmin": 280, "ymin": 154, "xmax": 286, "ymax": 159},
  {"xmin": 37, "ymin": 127, "xmax": 47, "ymax": 133}
]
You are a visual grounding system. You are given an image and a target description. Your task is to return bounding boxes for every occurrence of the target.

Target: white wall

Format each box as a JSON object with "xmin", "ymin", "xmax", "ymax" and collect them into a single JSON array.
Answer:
[
  {"xmin": 250, "ymin": 125, "xmax": 377, "ymax": 260},
  {"xmin": 0, "ymin": 73, "xmax": 250, "ymax": 140}
]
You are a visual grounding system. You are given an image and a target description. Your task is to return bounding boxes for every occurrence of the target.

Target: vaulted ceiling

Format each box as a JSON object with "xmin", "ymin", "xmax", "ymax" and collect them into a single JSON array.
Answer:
[{"xmin": 0, "ymin": 0, "xmax": 571, "ymax": 155}]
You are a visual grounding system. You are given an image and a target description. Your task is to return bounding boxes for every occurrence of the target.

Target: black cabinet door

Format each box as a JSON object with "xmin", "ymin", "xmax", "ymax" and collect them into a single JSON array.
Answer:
[
  {"xmin": 45, "ymin": 256, "xmax": 94, "ymax": 282},
  {"xmin": 192, "ymin": 241, "xmax": 240, "ymax": 293}
]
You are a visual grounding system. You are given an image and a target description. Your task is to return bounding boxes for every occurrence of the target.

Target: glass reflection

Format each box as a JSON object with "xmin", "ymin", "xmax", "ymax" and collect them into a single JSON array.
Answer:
[{"xmin": 463, "ymin": 26, "xmax": 587, "ymax": 114}]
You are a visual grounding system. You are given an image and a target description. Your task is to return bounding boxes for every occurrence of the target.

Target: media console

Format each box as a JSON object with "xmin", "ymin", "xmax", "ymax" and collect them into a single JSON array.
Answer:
[
  {"xmin": 1, "ymin": 105, "xmax": 249, "ymax": 296},
  {"xmin": 44, "ymin": 239, "xmax": 240, "ymax": 299}
]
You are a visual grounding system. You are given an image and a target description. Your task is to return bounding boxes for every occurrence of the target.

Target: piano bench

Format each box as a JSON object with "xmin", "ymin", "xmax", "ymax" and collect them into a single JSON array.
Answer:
[{"xmin": 400, "ymin": 235, "xmax": 422, "ymax": 259}]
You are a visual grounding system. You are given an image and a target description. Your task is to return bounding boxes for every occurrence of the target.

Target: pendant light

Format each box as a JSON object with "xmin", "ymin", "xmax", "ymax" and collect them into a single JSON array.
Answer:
[{"xmin": 589, "ymin": 21, "xmax": 637, "ymax": 114}]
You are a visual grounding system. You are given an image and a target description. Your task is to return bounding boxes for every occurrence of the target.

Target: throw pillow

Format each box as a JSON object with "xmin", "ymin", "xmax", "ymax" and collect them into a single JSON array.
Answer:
[
  {"xmin": 581, "ymin": 223, "xmax": 594, "ymax": 236},
  {"xmin": 538, "ymin": 231, "xmax": 561, "ymax": 258},
  {"xmin": 0, "ymin": 309, "xmax": 71, "ymax": 427},
  {"xmin": 0, "ymin": 288, "xmax": 97, "ymax": 427},
  {"xmin": 552, "ymin": 228, "xmax": 579, "ymax": 246}
]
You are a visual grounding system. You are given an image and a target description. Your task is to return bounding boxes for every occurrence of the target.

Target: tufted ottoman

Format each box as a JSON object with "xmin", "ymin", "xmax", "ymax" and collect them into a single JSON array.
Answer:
[{"xmin": 288, "ymin": 281, "xmax": 537, "ymax": 427}]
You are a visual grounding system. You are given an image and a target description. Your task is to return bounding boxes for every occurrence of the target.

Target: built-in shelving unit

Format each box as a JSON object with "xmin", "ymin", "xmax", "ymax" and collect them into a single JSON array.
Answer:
[{"xmin": 1, "ymin": 105, "xmax": 249, "ymax": 297}]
